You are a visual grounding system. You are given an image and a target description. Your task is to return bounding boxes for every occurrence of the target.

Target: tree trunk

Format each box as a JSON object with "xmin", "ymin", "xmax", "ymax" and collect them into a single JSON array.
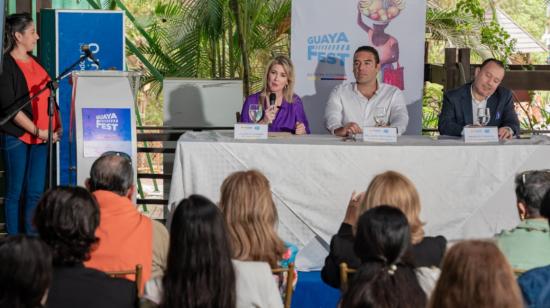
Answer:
[{"xmin": 230, "ymin": 0, "xmax": 250, "ymax": 97}]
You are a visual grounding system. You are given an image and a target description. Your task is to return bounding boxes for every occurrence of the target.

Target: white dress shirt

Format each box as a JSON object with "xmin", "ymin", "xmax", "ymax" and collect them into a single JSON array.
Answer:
[{"xmin": 324, "ymin": 82, "xmax": 409, "ymax": 135}]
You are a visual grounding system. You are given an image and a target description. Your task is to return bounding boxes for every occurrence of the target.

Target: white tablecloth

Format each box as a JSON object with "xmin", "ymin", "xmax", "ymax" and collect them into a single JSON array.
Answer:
[{"xmin": 168, "ymin": 131, "xmax": 550, "ymax": 249}]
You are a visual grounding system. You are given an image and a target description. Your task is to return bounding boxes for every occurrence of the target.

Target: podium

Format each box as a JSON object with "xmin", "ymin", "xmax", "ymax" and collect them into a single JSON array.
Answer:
[{"xmin": 71, "ymin": 71, "xmax": 140, "ymax": 187}]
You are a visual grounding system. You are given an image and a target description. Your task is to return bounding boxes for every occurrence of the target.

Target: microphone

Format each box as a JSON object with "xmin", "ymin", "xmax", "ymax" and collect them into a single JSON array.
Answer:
[
  {"xmin": 269, "ymin": 93, "xmax": 276, "ymax": 107},
  {"xmin": 81, "ymin": 45, "xmax": 101, "ymax": 68}
]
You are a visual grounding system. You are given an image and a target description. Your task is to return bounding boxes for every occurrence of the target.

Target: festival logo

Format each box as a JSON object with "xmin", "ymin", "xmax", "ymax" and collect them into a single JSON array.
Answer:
[
  {"xmin": 82, "ymin": 108, "xmax": 132, "ymax": 157},
  {"xmin": 307, "ymin": 32, "xmax": 350, "ymax": 81}
]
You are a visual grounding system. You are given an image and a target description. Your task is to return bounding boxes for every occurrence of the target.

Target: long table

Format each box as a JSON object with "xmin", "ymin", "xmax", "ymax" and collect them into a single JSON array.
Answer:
[{"xmin": 168, "ymin": 132, "xmax": 550, "ymax": 250}]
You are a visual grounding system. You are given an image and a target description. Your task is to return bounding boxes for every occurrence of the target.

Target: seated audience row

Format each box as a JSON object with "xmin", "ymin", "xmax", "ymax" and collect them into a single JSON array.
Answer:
[
  {"xmin": 342, "ymin": 207, "xmax": 524, "ymax": 308},
  {"xmin": 143, "ymin": 194, "xmax": 283, "ymax": 308},
  {"xmin": 321, "ymin": 170, "xmax": 447, "ymax": 288}
]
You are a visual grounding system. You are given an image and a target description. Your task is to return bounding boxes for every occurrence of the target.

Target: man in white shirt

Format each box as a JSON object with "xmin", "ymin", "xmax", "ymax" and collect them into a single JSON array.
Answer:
[{"xmin": 324, "ymin": 46, "xmax": 409, "ymax": 136}]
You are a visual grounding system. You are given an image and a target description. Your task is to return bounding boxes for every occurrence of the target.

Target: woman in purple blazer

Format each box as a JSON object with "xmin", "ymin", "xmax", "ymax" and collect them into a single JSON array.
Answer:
[{"xmin": 240, "ymin": 55, "xmax": 310, "ymax": 134}]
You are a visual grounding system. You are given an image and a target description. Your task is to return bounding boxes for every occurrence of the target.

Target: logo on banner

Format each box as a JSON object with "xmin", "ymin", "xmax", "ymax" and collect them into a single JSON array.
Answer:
[
  {"xmin": 79, "ymin": 43, "xmax": 100, "ymax": 70},
  {"xmin": 307, "ymin": 32, "xmax": 351, "ymax": 67},
  {"xmin": 96, "ymin": 112, "xmax": 119, "ymax": 131}
]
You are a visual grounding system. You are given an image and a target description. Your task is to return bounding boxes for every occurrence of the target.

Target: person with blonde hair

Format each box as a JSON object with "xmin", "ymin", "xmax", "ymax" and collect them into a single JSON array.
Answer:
[
  {"xmin": 321, "ymin": 170, "xmax": 446, "ymax": 288},
  {"xmin": 429, "ymin": 240, "xmax": 523, "ymax": 308},
  {"xmin": 220, "ymin": 169, "xmax": 295, "ymax": 268},
  {"xmin": 239, "ymin": 55, "xmax": 310, "ymax": 134}
]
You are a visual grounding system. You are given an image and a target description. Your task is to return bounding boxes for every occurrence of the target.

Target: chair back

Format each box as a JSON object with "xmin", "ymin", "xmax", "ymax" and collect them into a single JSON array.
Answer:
[
  {"xmin": 271, "ymin": 262, "xmax": 295, "ymax": 308},
  {"xmin": 105, "ymin": 264, "xmax": 143, "ymax": 297},
  {"xmin": 514, "ymin": 268, "xmax": 526, "ymax": 277},
  {"xmin": 339, "ymin": 262, "xmax": 357, "ymax": 292}
]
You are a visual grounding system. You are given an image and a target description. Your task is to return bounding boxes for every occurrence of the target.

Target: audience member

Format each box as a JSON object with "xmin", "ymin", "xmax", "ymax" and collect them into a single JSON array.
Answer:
[
  {"xmin": 496, "ymin": 169, "xmax": 550, "ymax": 270},
  {"xmin": 429, "ymin": 240, "xmax": 523, "ymax": 308},
  {"xmin": 35, "ymin": 186, "xmax": 136, "ymax": 308},
  {"xmin": 340, "ymin": 206, "xmax": 427, "ymax": 308},
  {"xmin": 322, "ymin": 170, "xmax": 446, "ymax": 288},
  {"xmin": 85, "ymin": 151, "xmax": 169, "ymax": 289},
  {"xmin": 0, "ymin": 235, "xmax": 52, "ymax": 308},
  {"xmin": 517, "ymin": 189, "xmax": 550, "ymax": 307},
  {"xmin": 143, "ymin": 194, "xmax": 282, "ymax": 308},
  {"xmin": 219, "ymin": 170, "xmax": 298, "ymax": 289}
]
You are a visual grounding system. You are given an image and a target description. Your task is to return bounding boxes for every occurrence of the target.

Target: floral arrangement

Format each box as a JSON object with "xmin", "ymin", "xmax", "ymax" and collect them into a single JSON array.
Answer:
[{"xmin": 359, "ymin": 0, "xmax": 405, "ymax": 22}]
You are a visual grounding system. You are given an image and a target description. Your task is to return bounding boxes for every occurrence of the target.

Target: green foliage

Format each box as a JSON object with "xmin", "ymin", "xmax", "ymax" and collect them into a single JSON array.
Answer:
[
  {"xmin": 422, "ymin": 82, "xmax": 444, "ymax": 129},
  {"xmin": 122, "ymin": 0, "xmax": 290, "ymax": 98},
  {"xmin": 426, "ymin": 0, "xmax": 516, "ymax": 62}
]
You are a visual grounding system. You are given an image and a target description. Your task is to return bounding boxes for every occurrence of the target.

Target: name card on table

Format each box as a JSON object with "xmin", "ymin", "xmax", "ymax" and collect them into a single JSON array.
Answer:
[
  {"xmin": 362, "ymin": 127, "xmax": 398, "ymax": 143},
  {"xmin": 464, "ymin": 127, "xmax": 498, "ymax": 143},
  {"xmin": 234, "ymin": 123, "xmax": 268, "ymax": 140}
]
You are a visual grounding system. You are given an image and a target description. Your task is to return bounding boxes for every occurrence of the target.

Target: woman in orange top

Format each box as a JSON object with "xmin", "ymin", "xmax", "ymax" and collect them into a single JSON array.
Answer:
[{"xmin": 0, "ymin": 13, "xmax": 61, "ymax": 235}]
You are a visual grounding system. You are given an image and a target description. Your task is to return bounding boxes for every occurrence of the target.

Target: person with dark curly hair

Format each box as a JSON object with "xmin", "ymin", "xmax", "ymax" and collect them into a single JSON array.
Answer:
[
  {"xmin": 34, "ymin": 186, "xmax": 136, "ymax": 308},
  {"xmin": 0, "ymin": 235, "xmax": 52, "ymax": 308}
]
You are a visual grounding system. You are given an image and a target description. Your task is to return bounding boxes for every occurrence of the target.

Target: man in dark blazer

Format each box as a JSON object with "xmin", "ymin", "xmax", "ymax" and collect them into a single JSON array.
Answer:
[{"xmin": 438, "ymin": 58, "xmax": 520, "ymax": 139}]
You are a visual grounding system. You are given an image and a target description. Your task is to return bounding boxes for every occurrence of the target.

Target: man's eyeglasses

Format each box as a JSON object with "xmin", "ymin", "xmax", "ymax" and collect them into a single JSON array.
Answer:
[
  {"xmin": 100, "ymin": 151, "xmax": 132, "ymax": 165},
  {"xmin": 520, "ymin": 169, "xmax": 550, "ymax": 185}
]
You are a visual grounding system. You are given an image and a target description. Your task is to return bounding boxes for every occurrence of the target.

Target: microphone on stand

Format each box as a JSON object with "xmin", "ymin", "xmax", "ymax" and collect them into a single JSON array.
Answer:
[{"xmin": 81, "ymin": 45, "xmax": 101, "ymax": 68}]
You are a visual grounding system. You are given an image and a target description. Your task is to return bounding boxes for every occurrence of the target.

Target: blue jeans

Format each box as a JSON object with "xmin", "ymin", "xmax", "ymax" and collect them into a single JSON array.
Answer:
[{"xmin": 1, "ymin": 134, "xmax": 47, "ymax": 235}]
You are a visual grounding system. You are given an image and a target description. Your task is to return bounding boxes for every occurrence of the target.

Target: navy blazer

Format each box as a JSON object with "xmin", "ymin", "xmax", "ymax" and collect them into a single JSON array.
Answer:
[{"xmin": 438, "ymin": 82, "xmax": 520, "ymax": 137}]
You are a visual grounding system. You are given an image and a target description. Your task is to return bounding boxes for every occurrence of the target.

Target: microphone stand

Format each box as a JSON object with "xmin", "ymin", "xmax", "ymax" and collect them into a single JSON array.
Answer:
[{"xmin": 0, "ymin": 53, "xmax": 88, "ymax": 190}]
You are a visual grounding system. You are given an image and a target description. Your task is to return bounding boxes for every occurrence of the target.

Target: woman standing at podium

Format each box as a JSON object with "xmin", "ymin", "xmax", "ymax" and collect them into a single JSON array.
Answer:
[
  {"xmin": 240, "ymin": 55, "xmax": 310, "ymax": 135},
  {"xmin": 0, "ymin": 13, "xmax": 61, "ymax": 235}
]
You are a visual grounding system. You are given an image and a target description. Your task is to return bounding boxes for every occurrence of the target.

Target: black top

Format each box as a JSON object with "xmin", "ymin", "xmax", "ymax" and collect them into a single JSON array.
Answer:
[
  {"xmin": 0, "ymin": 53, "xmax": 37, "ymax": 137},
  {"xmin": 46, "ymin": 263, "xmax": 137, "ymax": 308},
  {"xmin": 321, "ymin": 223, "xmax": 447, "ymax": 288}
]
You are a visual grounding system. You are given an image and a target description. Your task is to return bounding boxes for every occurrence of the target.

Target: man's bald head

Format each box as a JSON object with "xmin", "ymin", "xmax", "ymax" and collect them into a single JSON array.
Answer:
[{"xmin": 88, "ymin": 152, "xmax": 133, "ymax": 196}]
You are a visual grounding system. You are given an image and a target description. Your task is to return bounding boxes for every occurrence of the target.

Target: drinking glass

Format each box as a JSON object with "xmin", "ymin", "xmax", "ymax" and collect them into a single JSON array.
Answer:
[
  {"xmin": 373, "ymin": 106, "xmax": 388, "ymax": 127},
  {"xmin": 477, "ymin": 107, "xmax": 490, "ymax": 126},
  {"xmin": 248, "ymin": 104, "xmax": 262, "ymax": 123}
]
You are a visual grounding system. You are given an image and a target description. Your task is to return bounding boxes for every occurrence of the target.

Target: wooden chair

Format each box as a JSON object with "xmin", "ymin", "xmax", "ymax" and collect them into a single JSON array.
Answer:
[
  {"xmin": 513, "ymin": 268, "xmax": 526, "ymax": 277},
  {"xmin": 339, "ymin": 262, "xmax": 357, "ymax": 292},
  {"xmin": 272, "ymin": 262, "xmax": 295, "ymax": 308},
  {"xmin": 105, "ymin": 264, "xmax": 143, "ymax": 297}
]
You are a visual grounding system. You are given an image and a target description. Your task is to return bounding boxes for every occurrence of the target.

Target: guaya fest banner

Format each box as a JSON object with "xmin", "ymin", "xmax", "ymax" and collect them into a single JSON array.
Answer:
[
  {"xmin": 291, "ymin": 0, "xmax": 426, "ymax": 134},
  {"xmin": 82, "ymin": 108, "xmax": 132, "ymax": 157}
]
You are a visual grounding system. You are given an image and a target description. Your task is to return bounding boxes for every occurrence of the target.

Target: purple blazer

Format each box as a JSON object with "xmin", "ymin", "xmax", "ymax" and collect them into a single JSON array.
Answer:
[{"xmin": 240, "ymin": 92, "xmax": 311, "ymax": 134}]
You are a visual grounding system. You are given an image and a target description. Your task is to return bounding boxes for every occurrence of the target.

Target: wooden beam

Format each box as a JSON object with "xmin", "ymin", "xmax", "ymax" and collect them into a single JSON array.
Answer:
[{"xmin": 501, "ymin": 71, "xmax": 550, "ymax": 90}]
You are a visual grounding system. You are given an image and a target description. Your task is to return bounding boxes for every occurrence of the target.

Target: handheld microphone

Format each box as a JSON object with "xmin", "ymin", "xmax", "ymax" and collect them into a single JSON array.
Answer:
[
  {"xmin": 81, "ymin": 45, "xmax": 101, "ymax": 68},
  {"xmin": 269, "ymin": 93, "xmax": 276, "ymax": 107}
]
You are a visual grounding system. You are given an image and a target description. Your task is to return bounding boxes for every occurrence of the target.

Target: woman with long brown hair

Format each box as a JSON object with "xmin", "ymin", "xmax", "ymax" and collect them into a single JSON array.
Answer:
[
  {"xmin": 429, "ymin": 240, "xmax": 523, "ymax": 308},
  {"xmin": 220, "ymin": 170, "xmax": 291, "ymax": 268},
  {"xmin": 322, "ymin": 170, "xmax": 446, "ymax": 288}
]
